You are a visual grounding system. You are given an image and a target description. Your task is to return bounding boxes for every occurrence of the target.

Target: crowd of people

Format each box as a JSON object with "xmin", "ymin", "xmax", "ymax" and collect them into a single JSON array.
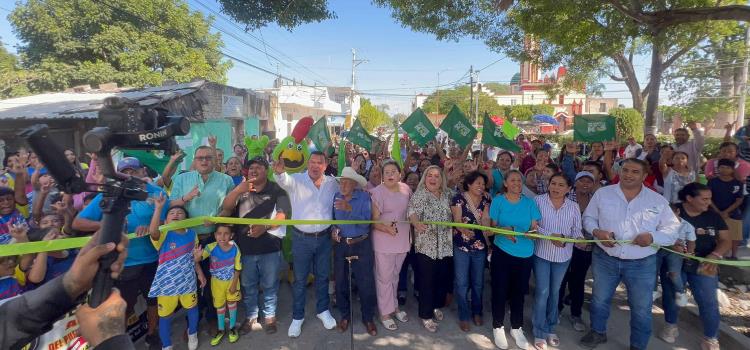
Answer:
[{"xmin": 0, "ymin": 121, "xmax": 745, "ymax": 350}]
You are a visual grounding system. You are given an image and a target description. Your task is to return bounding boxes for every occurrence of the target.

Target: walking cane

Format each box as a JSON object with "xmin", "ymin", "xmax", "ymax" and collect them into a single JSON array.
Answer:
[{"xmin": 345, "ymin": 255, "xmax": 359, "ymax": 350}]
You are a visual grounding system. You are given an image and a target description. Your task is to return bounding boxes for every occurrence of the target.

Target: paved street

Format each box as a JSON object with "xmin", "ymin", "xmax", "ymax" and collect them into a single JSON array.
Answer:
[{"xmin": 150, "ymin": 268, "xmax": 720, "ymax": 350}]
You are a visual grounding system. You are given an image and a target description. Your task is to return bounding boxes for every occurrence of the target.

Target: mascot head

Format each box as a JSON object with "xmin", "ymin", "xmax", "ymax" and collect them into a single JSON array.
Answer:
[{"xmin": 272, "ymin": 116, "xmax": 313, "ymax": 173}]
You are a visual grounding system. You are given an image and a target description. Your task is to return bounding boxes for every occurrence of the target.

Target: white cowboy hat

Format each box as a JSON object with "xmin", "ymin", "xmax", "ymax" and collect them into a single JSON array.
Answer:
[{"xmin": 337, "ymin": 167, "xmax": 367, "ymax": 188}]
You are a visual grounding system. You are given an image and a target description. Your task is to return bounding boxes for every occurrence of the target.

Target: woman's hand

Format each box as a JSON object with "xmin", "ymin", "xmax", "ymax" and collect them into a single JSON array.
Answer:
[{"xmin": 550, "ymin": 233, "xmax": 566, "ymax": 248}]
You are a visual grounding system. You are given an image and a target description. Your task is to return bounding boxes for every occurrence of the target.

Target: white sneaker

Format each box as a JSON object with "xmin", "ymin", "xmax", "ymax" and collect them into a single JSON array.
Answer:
[
  {"xmin": 652, "ymin": 290, "xmax": 662, "ymax": 302},
  {"xmin": 675, "ymin": 292, "xmax": 688, "ymax": 307},
  {"xmin": 493, "ymin": 326, "xmax": 509, "ymax": 349},
  {"xmin": 659, "ymin": 324, "xmax": 679, "ymax": 344},
  {"xmin": 161, "ymin": 347, "xmax": 173, "ymax": 350},
  {"xmin": 288, "ymin": 318, "xmax": 304, "ymax": 338},
  {"xmin": 510, "ymin": 327, "xmax": 530, "ymax": 349},
  {"xmin": 187, "ymin": 333, "xmax": 198, "ymax": 350},
  {"xmin": 317, "ymin": 310, "xmax": 337, "ymax": 330}
]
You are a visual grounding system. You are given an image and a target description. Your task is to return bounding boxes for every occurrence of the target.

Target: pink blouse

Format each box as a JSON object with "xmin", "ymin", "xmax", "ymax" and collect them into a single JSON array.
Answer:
[{"xmin": 370, "ymin": 182, "xmax": 412, "ymax": 254}]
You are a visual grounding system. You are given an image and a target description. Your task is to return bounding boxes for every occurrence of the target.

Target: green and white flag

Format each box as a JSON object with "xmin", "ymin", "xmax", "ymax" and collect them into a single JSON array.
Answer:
[
  {"xmin": 481, "ymin": 114, "xmax": 521, "ymax": 152},
  {"xmin": 401, "ymin": 108, "xmax": 437, "ymax": 146},
  {"xmin": 574, "ymin": 114, "xmax": 616, "ymax": 142},
  {"xmin": 440, "ymin": 105, "xmax": 477, "ymax": 149},
  {"xmin": 309, "ymin": 117, "xmax": 332, "ymax": 155},
  {"xmin": 347, "ymin": 119, "xmax": 374, "ymax": 149}
]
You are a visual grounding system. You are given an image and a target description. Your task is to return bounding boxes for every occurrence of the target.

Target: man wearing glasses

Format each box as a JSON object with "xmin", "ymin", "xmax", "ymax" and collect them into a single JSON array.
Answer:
[{"xmin": 170, "ymin": 145, "xmax": 235, "ymax": 336}]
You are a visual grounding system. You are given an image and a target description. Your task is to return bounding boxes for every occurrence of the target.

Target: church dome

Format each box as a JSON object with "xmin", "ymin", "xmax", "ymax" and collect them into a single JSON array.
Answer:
[{"xmin": 510, "ymin": 72, "xmax": 521, "ymax": 85}]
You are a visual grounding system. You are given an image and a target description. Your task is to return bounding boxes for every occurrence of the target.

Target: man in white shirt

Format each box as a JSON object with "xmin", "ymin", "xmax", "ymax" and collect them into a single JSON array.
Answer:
[
  {"xmin": 579, "ymin": 158, "xmax": 679, "ymax": 350},
  {"xmin": 273, "ymin": 151, "xmax": 340, "ymax": 338},
  {"xmin": 623, "ymin": 137, "xmax": 643, "ymax": 159}
]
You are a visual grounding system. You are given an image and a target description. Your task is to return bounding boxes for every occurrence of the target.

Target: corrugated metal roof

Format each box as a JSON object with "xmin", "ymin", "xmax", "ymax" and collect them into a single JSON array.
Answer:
[{"xmin": 0, "ymin": 80, "xmax": 205, "ymax": 121}]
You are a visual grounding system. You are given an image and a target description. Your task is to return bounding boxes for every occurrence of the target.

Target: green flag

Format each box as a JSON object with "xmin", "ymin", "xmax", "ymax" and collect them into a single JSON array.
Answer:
[
  {"xmin": 337, "ymin": 138, "xmax": 346, "ymax": 176},
  {"xmin": 481, "ymin": 114, "xmax": 521, "ymax": 152},
  {"xmin": 347, "ymin": 119, "xmax": 374, "ymax": 149},
  {"xmin": 574, "ymin": 114, "xmax": 616, "ymax": 142},
  {"xmin": 308, "ymin": 117, "xmax": 332, "ymax": 155},
  {"xmin": 501, "ymin": 118, "xmax": 521, "ymax": 140},
  {"xmin": 123, "ymin": 150, "xmax": 172, "ymax": 174},
  {"xmin": 391, "ymin": 125, "xmax": 403, "ymax": 167},
  {"xmin": 440, "ymin": 105, "xmax": 477, "ymax": 149},
  {"xmin": 401, "ymin": 108, "xmax": 437, "ymax": 146}
]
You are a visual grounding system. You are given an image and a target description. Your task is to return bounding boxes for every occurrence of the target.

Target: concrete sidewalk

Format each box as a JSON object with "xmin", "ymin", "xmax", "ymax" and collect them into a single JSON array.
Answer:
[{"xmin": 148, "ymin": 272, "xmax": 745, "ymax": 350}]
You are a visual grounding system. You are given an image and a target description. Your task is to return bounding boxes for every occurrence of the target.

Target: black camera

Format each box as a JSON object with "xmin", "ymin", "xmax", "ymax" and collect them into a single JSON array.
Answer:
[{"xmin": 19, "ymin": 96, "xmax": 191, "ymax": 307}]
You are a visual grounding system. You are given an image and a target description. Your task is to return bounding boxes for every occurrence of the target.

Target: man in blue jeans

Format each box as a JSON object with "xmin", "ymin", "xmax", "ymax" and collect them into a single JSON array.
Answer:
[
  {"xmin": 580, "ymin": 159, "xmax": 679, "ymax": 350},
  {"xmin": 220, "ymin": 157, "xmax": 290, "ymax": 335},
  {"xmin": 273, "ymin": 151, "xmax": 339, "ymax": 338}
]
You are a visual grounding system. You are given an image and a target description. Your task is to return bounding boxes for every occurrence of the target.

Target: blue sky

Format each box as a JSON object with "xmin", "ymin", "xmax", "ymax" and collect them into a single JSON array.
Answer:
[{"xmin": 0, "ymin": 0, "xmax": 649, "ymax": 114}]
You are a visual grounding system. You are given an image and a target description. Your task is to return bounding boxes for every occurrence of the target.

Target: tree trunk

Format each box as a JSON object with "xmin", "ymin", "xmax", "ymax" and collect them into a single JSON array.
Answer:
[
  {"xmin": 611, "ymin": 53, "xmax": 645, "ymax": 114},
  {"xmin": 644, "ymin": 32, "xmax": 666, "ymax": 135}
]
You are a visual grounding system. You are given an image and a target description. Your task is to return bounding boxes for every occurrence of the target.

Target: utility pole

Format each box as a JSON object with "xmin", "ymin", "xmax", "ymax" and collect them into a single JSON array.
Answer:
[
  {"xmin": 349, "ymin": 48, "xmax": 368, "ymax": 129},
  {"xmin": 737, "ymin": 25, "xmax": 749, "ymax": 128},
  {"xmin": 469, "ymin": 65, "xmax": 474, "ymax": 122}
]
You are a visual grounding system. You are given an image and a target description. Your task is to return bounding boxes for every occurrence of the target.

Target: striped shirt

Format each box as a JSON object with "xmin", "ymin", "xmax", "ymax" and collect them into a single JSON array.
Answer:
[{"xmin": 533, "ymin": 194, "xmax": 583, "ymax": 263}]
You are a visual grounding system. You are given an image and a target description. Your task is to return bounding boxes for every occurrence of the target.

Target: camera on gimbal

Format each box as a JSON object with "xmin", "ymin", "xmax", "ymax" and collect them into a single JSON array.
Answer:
[{"xmin": 19, "ymin": 96, "xmax": 192, "ymax": 307}]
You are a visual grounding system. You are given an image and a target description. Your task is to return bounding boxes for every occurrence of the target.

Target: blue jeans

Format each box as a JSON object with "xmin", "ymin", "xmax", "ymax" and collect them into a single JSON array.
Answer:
[
  {"xmin": 453, "ymin": 247, "xmax": 486, "ymax": 321},
  {"xmin": 743, "ymin": 196, "xmax": 750, "ymax": 244},
  {"xmin": 240, "ymin": 251, "xmax": 282, "ymax": 320},
  {"xmin": 590, "ymin": 247, "xmax": 656, "ymax": 349},
  {"xmin": 532, "ymin": 256, "xmax": 570, "ymax": 339},
  {"xmin": 661, "ymin": 267, "xmax": 720, "ymax": 339},
  {"xmin": 656, "ymin": 249, "xmax": 685, "ymax": 293},
  {"xmin": 291, "ymin": 230, "xmax": 332, "ymax": 320}
]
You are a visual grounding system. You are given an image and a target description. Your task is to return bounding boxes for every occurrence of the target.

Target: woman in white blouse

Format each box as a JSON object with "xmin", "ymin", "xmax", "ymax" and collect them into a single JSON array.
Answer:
[{"xmin": 531, "ymin": 173, "xmax": 583, "ymax": 350}]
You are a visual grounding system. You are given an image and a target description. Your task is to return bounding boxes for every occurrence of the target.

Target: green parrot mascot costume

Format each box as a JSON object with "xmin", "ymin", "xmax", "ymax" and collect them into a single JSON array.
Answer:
[
  {"xmin": 272, "ymin": 116, "xmax": 315, "ymax": 283},
  {"xmin": 244, "ymin": 134, "xmax": 269, "ymax": 160}
]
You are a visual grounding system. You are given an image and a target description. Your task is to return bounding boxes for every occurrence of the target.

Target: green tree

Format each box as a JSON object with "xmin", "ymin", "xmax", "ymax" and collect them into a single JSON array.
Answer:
[
  {"xmin": 422, "ymin": 85, "xmax": 505, "ymax": 121},
  {"xmin": 217, "ymin": 0, "xmax": 335, "ymax": 30},
  {"xmin": 482, "ymin": 82, "xmax": 511, "ymax": 95},
  {"xmin": 375, "ymin": 0, "xmax": 747, "ymax": 133},
  {"xmin": 611, "ymin": 107, "xmax": 644, "ymax": 142},
  {"xmin": 357, "ymin": 98, "xmax": 390, "ymax": 132},
  {"xmin": 530, "ymin": 104, "xmax": 554, "ymax": 116},
  {"xmin": 10, "ymin": 0, "xmax": 231, "ymax": 92},
  {"xmin": 508, "ymin": 105, "xmax": 533, "ymax": 121},
  {"xmin": 0, "ymin": 44, "xmax": 34, "ymax": 98}
]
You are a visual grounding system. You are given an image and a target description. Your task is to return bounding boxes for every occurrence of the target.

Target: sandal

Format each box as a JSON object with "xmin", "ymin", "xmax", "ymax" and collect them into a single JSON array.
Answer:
[
  {"xmin": 422, "ymin": 318, "xmax": 438, "ymax": 333},
  {"xmin": 546, "ymin": 334, "xmax": 560, "ymax": 347},
  {"xmin": 381, "ymin": 318, "xmax": 398, "ymax": 331},
  {"xmin": 394, "ymin": 311, "xmax": 409, "ymax": 323},
  {"xmin": 534, "ymin": 338, "xmax": 547, "ymax": 350},
  {"xmin": 433, "ymin": 308, "xmax": 444, "ymax": 321}
]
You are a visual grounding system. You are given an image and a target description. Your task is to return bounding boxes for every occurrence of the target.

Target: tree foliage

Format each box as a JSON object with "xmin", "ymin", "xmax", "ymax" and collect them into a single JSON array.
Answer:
[
  {"xmin": 0, "ymin": 44, "xmax": 33, "ymax": 98},
  {"xmin": 610, "ymin": 107, "xmax": 644, "ymax": 142},
  {"xmin": 217, "ymin": 0, "xmax": 335, "ymax": 30},
  {"xmin": 502, "ymin": 104, "xmax": 553, "ymax": 121},
  {"xmin": 9, "ymin": 0, "xmax": 231, "ymax": 93},
  {"xmin": 422, "ymin": 85, "xmax": 505, "ymax": 120},
  {"xmin": 357, "ymin": 98, "xmax": 390, "ymax": 132},
  {"xmin": 482, "ymin": 82, "xmax": 511, "ymax": 94},
  {"xmin": 375, "ymin": 0, "xmax": 744, "ymax": 133}
]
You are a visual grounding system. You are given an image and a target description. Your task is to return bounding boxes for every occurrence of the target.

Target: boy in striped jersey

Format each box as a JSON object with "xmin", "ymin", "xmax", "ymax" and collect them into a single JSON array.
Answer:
[{"xmin": 200, "ymin": 223, "xmax": 242, "ymax": 345}]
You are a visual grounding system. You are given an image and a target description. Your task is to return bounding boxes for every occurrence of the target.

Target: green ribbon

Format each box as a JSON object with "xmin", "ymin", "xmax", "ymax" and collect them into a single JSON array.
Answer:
[{"xmin": 2, "ymin": 217, "xmax": 749, "ymax": 267}]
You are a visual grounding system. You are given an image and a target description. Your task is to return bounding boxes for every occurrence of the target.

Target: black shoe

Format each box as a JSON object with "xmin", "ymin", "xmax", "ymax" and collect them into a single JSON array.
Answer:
[
  {"xmin": 145, "ymin": 333, "xmax": 162, "ymax": 350},
  {"xmin": 580, "ymin": 331, "xmax": 607, "ymax": 348}
]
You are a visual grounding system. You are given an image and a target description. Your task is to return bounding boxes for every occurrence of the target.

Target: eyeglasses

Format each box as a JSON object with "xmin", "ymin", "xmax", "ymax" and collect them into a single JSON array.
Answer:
[{"xmin": 195, "ymin": 156, "xmax": 214, "ymax": 162}]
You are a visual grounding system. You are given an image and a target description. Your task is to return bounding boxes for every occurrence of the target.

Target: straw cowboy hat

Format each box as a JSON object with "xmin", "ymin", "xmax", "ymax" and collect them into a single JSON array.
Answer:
[{"xmin": 337, "ymin": 167, "xmax": 367, "ymax": 188}]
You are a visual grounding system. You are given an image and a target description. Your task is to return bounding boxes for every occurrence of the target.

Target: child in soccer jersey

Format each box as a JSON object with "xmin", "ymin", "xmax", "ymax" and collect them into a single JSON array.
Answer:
[
  {"xmin": 199, "ymin": 223, "xmax": 242, "ymax": 345},
  {"xmin": 148, "ymin": 194, "xmax": 206, "ymax": 350},
  {"xmin": 0, "ymin": 255, "xmax": 26, "ymax": 300}
]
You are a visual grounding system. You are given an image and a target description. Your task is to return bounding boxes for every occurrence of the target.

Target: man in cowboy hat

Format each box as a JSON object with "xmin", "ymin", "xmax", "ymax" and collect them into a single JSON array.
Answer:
[{"xmin": 332, "ymin": 167, "xmax": 378, "ymax": 336}]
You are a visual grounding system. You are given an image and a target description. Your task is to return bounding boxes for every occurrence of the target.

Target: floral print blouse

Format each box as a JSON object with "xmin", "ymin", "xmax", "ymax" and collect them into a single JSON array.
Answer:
[
  {"xmin": 407, "ymin": 187, "xmax": 454, "ymax": 259},
  {"xmin": 451, "ymin": 192, "xmax": 490, "ymax": 252}
]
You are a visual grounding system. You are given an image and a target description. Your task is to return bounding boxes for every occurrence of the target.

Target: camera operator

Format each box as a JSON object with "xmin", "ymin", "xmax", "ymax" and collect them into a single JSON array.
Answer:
[{"xmin": 0, "ymin": 230, "xmax": 132, "ymax": 350}]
